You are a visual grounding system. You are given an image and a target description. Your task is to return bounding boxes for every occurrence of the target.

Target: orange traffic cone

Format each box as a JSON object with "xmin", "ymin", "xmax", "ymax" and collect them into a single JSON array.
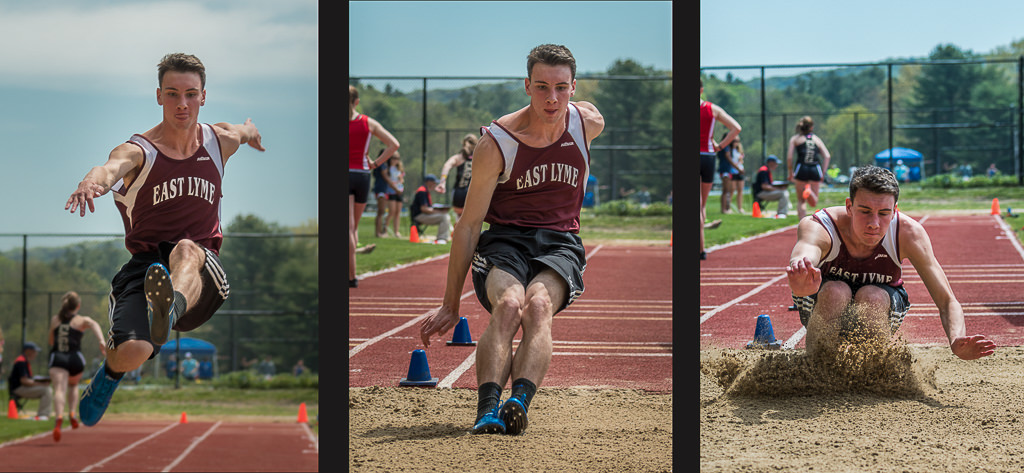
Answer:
[
  {"xmin": 409, "ymin": 225, "xmax": 420, "ymax": 243},
  {"xmin": 297, "ymin": 402, "xmax": 308, "ymax": 423},
  {"xmin": 752, "ymin": 202, "xmax": 762, "ymax": 218},
  {"xmin": 992, "ymin": 198, "xmax": 1000, "ymax": 215},
  {"xmin": 180, "ymin": 412, "xmax": 188, "ymax": 424},
  {"xmin": 7, "ymin": 399, "xmax": 17, "ymax": 419}
]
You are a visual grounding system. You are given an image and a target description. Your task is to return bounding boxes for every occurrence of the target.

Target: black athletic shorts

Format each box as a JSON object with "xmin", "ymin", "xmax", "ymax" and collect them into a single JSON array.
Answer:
[
  {"xmin": 470, "ymin": 224, "xmax": 586, "ymax": 314},
  {"xmin": 49, "ymin": 351, "xmax": 87, "ymax": 377},
  {"xmin": 791, "ymin": 278, "xmax": 910, "ymax": 334},
  {"xmin": 349, "ymin": 170, "xmax": 371, "ymax": 204},
  {"xmin": 700, "ymin": 153, "xmax": 716, "ymax": 183},
  {"xmin": 794, "ymin": 163, "xmax": 823, "ymax": 182},
  {"xmin": 452, "ymin": 186, "xmax": 469, "ymax": 208},
  {"xmin": 107, "ymin": 241, "xmax": 230, "ymax": 357}
]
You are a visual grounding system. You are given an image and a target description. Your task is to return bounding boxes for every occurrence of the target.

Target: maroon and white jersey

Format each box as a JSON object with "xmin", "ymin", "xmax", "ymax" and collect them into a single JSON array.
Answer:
[
  {"xmin": 813, "ymin": 207, "xmax": 903, "ymax": 288},
  {"xmin": 480, "ymin": 103, "xmax": 590, "ymax": 233},
  {"xmin": 113, "ymin": 123, "xmax": 225, "ymax": 255}
]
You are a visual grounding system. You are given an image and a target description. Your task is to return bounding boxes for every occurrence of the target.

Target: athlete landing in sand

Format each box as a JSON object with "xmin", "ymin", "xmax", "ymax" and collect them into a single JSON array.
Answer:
[
  {"xmin": 419, "ymin": 44, "xmax": 604, "ymax": 436},
  {"xmin": 786, "ymin": 165, "xmax": 995, "ymax": 362},
  {"xmin": 64, "ymin": 53, "xmax": 264, "ymax": 426}
]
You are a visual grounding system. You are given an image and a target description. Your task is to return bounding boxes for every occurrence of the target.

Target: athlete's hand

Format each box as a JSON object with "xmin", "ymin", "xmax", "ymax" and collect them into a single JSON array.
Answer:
[
  {"xmin": 244, "ymin": 118, "xmax": 265, "ymax": 152},
  {"xmin": 420, "ymin": 305, "xmax": 460, "ymax": 347},
  {"xmin": 950, "ymin": 334, "xmax": 996, "ymax": 360},
  {"xmin": 785, "ymin": 257, "xmax": 821, "ymax": 297},
  {"xmin": 434, "ymin": 182, "xmax": 446, "ymax": 193},
  {"xmin": 65, "ymin": 180, "xmax": 106, "ymax": 217}
]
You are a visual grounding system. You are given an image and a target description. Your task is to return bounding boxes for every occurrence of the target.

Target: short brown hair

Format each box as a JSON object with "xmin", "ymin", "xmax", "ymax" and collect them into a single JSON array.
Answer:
[
  {"xmin": 850, "ymin": 165, "xmax": 900, "ymax": 203},
  {"xmin": 527, "ymin": 44, "xmax": 576, "ymax": 82},
  {"xmin": 158, "ymin": 53, "xmax": 206, "ymax": 89}
]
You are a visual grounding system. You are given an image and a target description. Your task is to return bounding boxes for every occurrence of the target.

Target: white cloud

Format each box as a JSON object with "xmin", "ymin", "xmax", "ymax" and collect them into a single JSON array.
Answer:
[{"xmin": 0, "ymin": 0, "xmax": 316, "ymax": 91}]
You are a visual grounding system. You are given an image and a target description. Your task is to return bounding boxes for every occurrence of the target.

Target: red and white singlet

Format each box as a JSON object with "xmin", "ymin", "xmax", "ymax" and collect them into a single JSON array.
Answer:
[
  {"xmin": 480, "ymin": 103, "xmax": 590, "ymax": 233},
  {"xmin": 349, "ymin": 113, "xmax": 372, "ymax": 171},
  {"xmin": 113, "ymin": 123, "xmax": 225, "ymax": 255},
  {"xmin": 700, "ymin": 100, "xmax": 716, "ymax": 153}
]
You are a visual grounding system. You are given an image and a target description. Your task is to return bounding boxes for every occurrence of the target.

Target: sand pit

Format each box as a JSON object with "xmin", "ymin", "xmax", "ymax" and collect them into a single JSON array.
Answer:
[
  {"xmin": 701, "ymin": 343, "xmax": 1024, "ymax": 472},
  {"xmin": 349, "ymin": 386, "xmax": 672, "ymax": 472}
]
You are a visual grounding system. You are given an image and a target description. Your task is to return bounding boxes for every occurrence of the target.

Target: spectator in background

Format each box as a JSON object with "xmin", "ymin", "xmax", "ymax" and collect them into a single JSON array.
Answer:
[
  {"xmin": 257, "ymin": 355, "xmax": 276, "ymax": 380},
  {"xmin": 893, "ymin": 160, "xmax": 910, "ymax": 183},
  {"xmin": 435, "ymin": 134, "xmax": 478, "ymax": 222},
  {"xmin": 293, "ymin": 359, "xmax": 306, "ymax": 377},
  {"xmin": 180, "ymin": 352, "xmax": 199, "ymax": 381},
  {"xmin": 411, "ymin": 175, "xmax": 452, "ymax": 244},
  {"xmin": 717, "ymin": 132, "xmax": 745, "ymax": 214},
  {"xmin": 164, "ymin": 354, "xmax": 177, "ymax": 379},
  {"xmin": 752, "ymin": 155, "xmax": 791, "ymax": 218},
  {"xmin": 384, "ymin": 152, "xmax": 406, "ymax": 239},
  {"xmin": 988, "ymin": 163, "xmax": 999, "ymax": 178},
  {"xmin": 9, "ymin": 342, "xmax": 53, "ymax": 420},
  {"xmin": 373, "ymin": 149, "xmax": 393, "ymax": 238}
]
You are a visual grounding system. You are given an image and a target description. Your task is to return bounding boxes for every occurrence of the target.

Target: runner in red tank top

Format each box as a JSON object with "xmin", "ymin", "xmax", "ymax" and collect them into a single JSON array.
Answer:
[
  {"xmin": 64, "ymin": 53, "xmax": 265, "ymax": 427},
  {"xmin": 420, "ymin": 44, "xmax": 605, "ymax": 436},
  {"xmin": 699, "ymin": 78, "xmax": 742, "ymax": 260},
  {"xmin": 786, "ymin": 165, "xmax": 995, "ymax": 363},
  {"xmin": 348, "ymin": 85, "xmax": 401, "ymax": 287}
]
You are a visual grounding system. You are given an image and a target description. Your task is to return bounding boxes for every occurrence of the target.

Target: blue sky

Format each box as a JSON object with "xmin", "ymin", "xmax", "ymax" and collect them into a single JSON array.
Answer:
[
  {"xmin": 701, "ymin": 0, "xmax": 1024, "ymax": 80},
  {"xmin": 349, "ymin": 1, "xmax": 672, "ymax": 88},
  {"xmin": 0, "ymin": 0, "xmax": 317, "ymax": 243}
]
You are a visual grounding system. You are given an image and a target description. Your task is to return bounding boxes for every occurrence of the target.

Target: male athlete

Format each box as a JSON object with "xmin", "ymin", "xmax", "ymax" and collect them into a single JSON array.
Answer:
[
  {"xmin": 419, "ymin": 44, "xmax": 604, "ymax": 435},
  {"xmin": 786, "ymin": 166, "xmax": 995, "ymax": 361},
  {"xmin": 64, "ymin": 53, "xmax": 264, "ymax": 426}
]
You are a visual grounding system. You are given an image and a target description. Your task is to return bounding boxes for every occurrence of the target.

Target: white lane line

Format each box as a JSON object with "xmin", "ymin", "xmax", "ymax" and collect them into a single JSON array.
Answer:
[
  {"xmin": 161, "ymin": 421, "xmax": 222, "ymax": 472},
  {"xmin": 81, "ymin": 422, "xmax": 179, "ymax": 472},
  {"xmin": 439, "ymin": 349, "xmax": 477, "ymax": 389},
  {"xmin": 301, "ymin": 423, "xmax": 319, "ymax": 453},
  {"xmin": 357, "ymin": 254, "xmax": 450, "ymax": 280},
  {"xmin": 700, "ymin": 274, "xmax": 787, "ymax": 324},
  {"xmin": 349, "ymin": 290, "xmax": 474, "ymax": 358}
]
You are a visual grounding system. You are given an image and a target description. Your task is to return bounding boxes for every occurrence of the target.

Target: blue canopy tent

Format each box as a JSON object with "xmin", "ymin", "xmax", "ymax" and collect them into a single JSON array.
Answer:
[
  {"xmin": 874, "ymin": 147, "xmax": 923, "ymax": 182},
  {"xmin": 160, "ymin": 337, "xmax": 217, "ymax": 380}
]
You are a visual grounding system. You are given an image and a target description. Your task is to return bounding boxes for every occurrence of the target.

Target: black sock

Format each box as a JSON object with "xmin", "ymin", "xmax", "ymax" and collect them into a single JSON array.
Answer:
[
  {"xmin": 510, "ymin": 378, "xmax": 537, "ymax": 409},
  {"xmin": 104, "ymin": 364, "xmax": 124, "ymax": 380},
  {"xmin": 172, "ymin": 290, "xmax": 187, "ymax": 319},
  {"xmin": 476, "ymin": 382, "xmax": 502, "ymax": 420}
]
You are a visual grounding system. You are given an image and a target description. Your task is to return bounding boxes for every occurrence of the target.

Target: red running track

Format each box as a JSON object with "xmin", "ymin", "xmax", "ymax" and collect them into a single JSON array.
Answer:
[
  {"xmin": 701, "ymin": 214, "xmax": 1024, "ymax": 350},
  {"xmin": 0, "ymin": 420, "xmax": 318, "ymax": 472},
  {"xmin": 349, "ymin": 244, "xmax": 673, "ymax": 392}
]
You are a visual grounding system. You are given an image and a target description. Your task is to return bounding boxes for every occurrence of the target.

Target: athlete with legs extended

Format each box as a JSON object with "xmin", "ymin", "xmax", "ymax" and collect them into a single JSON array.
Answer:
[
  {"xmin": 420, "ymin": 44, "xmax": 604, "ymax": 435},
  {"xmin": 64, "ymin": 52, "xmax": 264, "ymax": 426}
]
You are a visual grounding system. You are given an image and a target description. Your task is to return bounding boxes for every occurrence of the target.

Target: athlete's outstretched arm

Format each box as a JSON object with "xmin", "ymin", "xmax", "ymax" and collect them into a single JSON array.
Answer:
[
  {"xmin": 420, "ymin": 133, "xmax": 501, "ymax": 347},
  {"xmin": 901, "ymin": 217, "xmax": 995, "ymax": 360},
  {"xmin": 66, "ymin": 143, "xmax": 143, "ymax": 217},
  {"xmin": 214, "ymin": 118, "xmax": 265, "ymax": 164}
]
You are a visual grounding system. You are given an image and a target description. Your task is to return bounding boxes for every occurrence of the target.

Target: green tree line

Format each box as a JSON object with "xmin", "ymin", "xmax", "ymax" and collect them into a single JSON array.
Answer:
[
  {"xmin": 702, "ymin": 41, "xmax": 1024, "ymax": 179},
  {"xmin": 351, "ymin": 58, "xmax": 673, "ymax": 205},
  {"xmin": 0, "ymin": 215, "xmax": 318, "ymax": 381}
]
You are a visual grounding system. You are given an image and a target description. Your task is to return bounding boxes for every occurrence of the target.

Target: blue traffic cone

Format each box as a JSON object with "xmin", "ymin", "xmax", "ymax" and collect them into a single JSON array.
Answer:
[
  {"xmin": 446, "ymin": 317, "xmax": 477, "ymax": 346},
  {"xmin": 399, "ymin": 349, "xmax": 439, "ymax": 386},
  {"xmin": 745, "ymin": 314, "xmax": 782, "ymax": 349}
]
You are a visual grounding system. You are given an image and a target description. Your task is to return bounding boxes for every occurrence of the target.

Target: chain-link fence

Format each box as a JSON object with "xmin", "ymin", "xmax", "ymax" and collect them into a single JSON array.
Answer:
[
  {"xmin": 349, "ymin": 75, "xmax": 673, "ymax": 206},
  {"xmin": 0, "ymin": 232, "xmax": 317, "ymax": 387},
  {"xmin": 701, "ymin": 56, "xmax": 1024, "ymax": 185}
]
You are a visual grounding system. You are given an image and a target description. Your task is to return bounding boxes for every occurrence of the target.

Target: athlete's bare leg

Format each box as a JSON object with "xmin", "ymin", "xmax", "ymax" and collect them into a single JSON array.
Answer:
[
  {"xmin": 510, "ymin": 269, "xmax": 565, "ymax": 386},
  {"xmin": 476, "ymin": 268, "xmax": 524, "ymax": 388},
  {"xmin": 48, "ymin": 367, "xmax": 69, "ymax": 420},
  {"xmin": 105, "ymin": 339, "xmax": 153, "ymax": 373},
  {"xmin": 167, "ymin": 239, "xmax": 206, "ymax": 310}
]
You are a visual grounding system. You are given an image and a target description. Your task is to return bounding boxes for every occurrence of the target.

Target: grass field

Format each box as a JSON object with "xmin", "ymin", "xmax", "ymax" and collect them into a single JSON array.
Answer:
[{"xmin": 704, "ymin": 184, "xmax": 1024, "ymax": 247}]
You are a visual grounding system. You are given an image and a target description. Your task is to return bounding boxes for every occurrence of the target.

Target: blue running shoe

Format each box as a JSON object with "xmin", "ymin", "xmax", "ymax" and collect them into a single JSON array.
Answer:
[
  {"xmin": 79, "ymin": 362, "xmax": 121, "ymax": 426},
  {"xmin": 145, "ymin": 263, "xmax": 176, "ymax": 345},
  {"xmin": 471, "ymin": 401, "xmax": 506, "ymax": 435},
  {"xmin": 499, "ymin": 395, "xmax": 529, "ymax": 435}
]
